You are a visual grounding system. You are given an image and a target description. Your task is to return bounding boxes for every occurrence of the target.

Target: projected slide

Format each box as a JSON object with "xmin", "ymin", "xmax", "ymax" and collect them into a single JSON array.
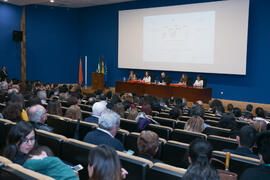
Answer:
[{"xmin": 143, "ymin": 11, "xmax": 216, "ymax": 64}]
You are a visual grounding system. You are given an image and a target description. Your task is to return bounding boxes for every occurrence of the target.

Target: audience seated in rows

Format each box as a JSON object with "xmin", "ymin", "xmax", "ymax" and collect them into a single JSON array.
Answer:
[
  {"xmin": 227, "ymin": 104, "xmax": 234, "ymax": 113},
  {"xmin": 254, "ymin": 107, "xmax": 268, "ymax": 124},
  {"xmin": 47, "ymin": 99, "xmax": 62, "ymax": 116},
  {"xmin": 218, "ymin": 113, "xmax": 237, "ymax": 138},
  {"xmin": 23, "ymin": 146, "xmax": 79, "ymax": 180},
  {"xmin": 3, "ymin": 121, "xmax": 37, "ymax": 165},
  {"xmin": 223, "ymin": 125, "xmax": 258, "ymax": 159},
  {"xmin": 84, "ymin": 101, "xmax": 107, "ymax": 124},
  {"xmin": 169, "ymin": 107, "xmax": 182, "ymax": 120},
  {"xmin": 233, "ymin": 107, "xmax": 242, "ymax": 120},
  {"xmin": 113, "ymin": 102, "xmax": 125, "ymax": 118},
  {"xmin": 135, "ymin": 104, "xmax": 159, "ymax": 131},
  {"xmin": 83, "ymin": 110, "xmax": 125, "ymax": 151},
  {"xmin": 252, "ymin": 120, "xmax": 267, "ymax": 133},
  {"xmin": 28, "ymin": 104, "xmax": 54, "ymax": 132},
  {"xmin": 182, "ymin": 139, "xmax": 219, "ymax": 180},
  {"xmin": 240, "ymin": 131, "xmax": 270, "ymax": 180},
  {"xmin": 137, "ymin": 130, "xmax": 161, "ymax": 163},
  {"xmin": 126, "ymin": 105, "xmax": 138, "ymax": 120},
  {"xmin": 184, "ymin": 116, "xmax": 205, "ymax": 133}
]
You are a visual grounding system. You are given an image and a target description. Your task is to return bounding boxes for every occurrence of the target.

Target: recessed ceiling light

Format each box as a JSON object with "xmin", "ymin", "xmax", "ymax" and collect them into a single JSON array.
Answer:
[
  {"xmin": 4, "ymin": 0, "xmax": 8, "ymax": 2},
  {"xmin": 50, "ymin": 0, "xmax": 54, "ymax": 3}
]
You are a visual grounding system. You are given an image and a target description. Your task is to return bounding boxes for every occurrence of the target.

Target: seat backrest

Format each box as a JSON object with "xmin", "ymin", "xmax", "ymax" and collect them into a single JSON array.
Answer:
[
  {"xmin": 152, "ymin": 116, "xmax": 176, "ymax": 128},
  {"xmin": 205, "ymin": 120, "xmax": 219, "ymax": 127},
  {"xmin": 115, "ymin": 129, "xmax": 129, "ymax": 145},
  {"xmin": 207, "ymin": 135, "xmax": 238, "ymax": 151},
  {"xmin": 0, "ymin": 119, "xmax": 15, "ymax": 153},
  {"xmin": 78, "ymin": 104, "xmax": 92, "ymax": 112},
  {"xmin": 236, "ymin": 120, "xmax": 249, "ymax": 130},
  {"xmin": 171, "ymin": 129, "xmax": 207, "ymax": 144},
  {"xmin": 162, "ymin": 140, "xmax": 189, "ymax": 168},
  {"xmin": 35, "ymin": 129, "xmax": 67, "ymax": 157},
  {"xmin": 120, "ymin": 118, "xmax": 139, "ymax": 132},
  {"xmin": 81, "ymin": 110, "xmax": 92, "ymax": 120},
  {"xmin": 46, "ymin": 114, "xmax": 73, "ymax": 138},
  {"xmin": 158, "ymin": 112, "xmax": 170, "ymax": 118},
  {"xmin": 147, "ymin": 163, "xmax": 186, "ymax": 180},
  {"xmin": 204, "ymin": 115, "xmax": 221, "ymax": 121},
  {"xmin": 204, "ymin": 126, "xmax": 231, "ymax": 137},
  {"xmin": 146, "ymin": 124, "xmax": 172, "ymax": 140},
  {"xmin": 211, "ymin": 151, "xmax": 260, "ymax": 176},
  {"xmin": 0, "ymin": 163, "xmax": 54, "ymax": 180},
  {"xmin": 61, "ymin": 138, "xmax": 96, "ymax": 180},
  {"xmin": 69, "ymin": 120, "xmax": 97, "ymax": 141},
  {"xmin": 175, "ymin": 121, "xmax": 187, "ymax": 129},
  {"xmin": 179, "ymin": 116, "xmax": 191, "ymax": 121},
  {"xmin": 118, "ymin": 151, "xmax": 153, "ymax": 180}
]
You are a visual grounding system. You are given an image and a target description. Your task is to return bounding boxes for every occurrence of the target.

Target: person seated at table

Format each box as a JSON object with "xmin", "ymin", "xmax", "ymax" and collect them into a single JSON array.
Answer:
[
  {"xmin": 143, "ymin": 71, "xmax": 151, "ymax": 83},
  {"xmin": 128, "ymin": 70, "xmax": 137, "ymax": 81},
  {"xmin": 193, "ymin": 74, "xmax": 204, "ymax": 87},
  {"xmin": 159, "ymin": 72, "xmax": 170, "ymax": 85},
  {"xmin": 179, "ymin": 73, "xmax": 188, "ymax": 85}
]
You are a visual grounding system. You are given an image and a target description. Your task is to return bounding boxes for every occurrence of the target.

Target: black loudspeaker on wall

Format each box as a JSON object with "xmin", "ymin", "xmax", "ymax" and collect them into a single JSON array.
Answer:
[{"xmin": 12, "ymin": 30, "xmax": 23, "ymax": 42}]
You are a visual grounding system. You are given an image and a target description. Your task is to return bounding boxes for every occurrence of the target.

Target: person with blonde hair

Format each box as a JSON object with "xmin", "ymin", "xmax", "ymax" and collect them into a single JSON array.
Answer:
[
  {"xmin": 184, "ymin": 116, "xmax": 205, "ymax": 133},
  {"xmin": 137, "ymin": 130, "xmax": 161, "ymax": 163},
  {"xmin": 252, "ymin": 120, "xmax": 266, "ymax": 133}
]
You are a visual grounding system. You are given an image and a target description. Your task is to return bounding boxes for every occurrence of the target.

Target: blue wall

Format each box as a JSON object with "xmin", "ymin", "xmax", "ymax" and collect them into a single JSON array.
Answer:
[
  {"xmin": 0, "ymin": 2, "xmax": 22, "ymax": 79},
  {"xmin": 1, "ymin": 0, "xmax": 270, "ymax": 104},
  {"xmin": 79, "ymin": 0, "xmax": 270, "ymax": 104},
  {"xmin": 25, "ymin": 5, "xmax": 80, "ymax": 83}
]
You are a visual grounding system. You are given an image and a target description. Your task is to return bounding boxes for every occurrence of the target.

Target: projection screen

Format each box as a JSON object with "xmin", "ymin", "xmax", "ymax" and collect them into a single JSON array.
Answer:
[{"xmin": 118, "ymin": 0, "xmax": 250, "ymax": 75}]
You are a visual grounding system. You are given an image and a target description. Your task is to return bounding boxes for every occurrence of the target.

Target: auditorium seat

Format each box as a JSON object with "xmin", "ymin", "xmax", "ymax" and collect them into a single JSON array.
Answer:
[
  {"xmin": 146, "ymin": 124, "xmax": 172, "ymax": 140},
  {"xmin": 152, "ymin": 111, "xmax": 160, "ymax": 117},
  {"xmin": 0, "ymin": 157, "xmax": 54, "ymax": 180},
  {"xmin": 204, "ymin": 126, "xmax": 231, "ymax": 137},
  {"xmin": 158, "ymin": 112, "xmax": 170, "ymax": 118},
  {"xmin": 35, "ymin": 129, "xmax": 67, "ymax": 157},
  {"xmin": 179, "ymin": 116, "xmax": 191, "ymax": 121},
  {"xmin": 211, "ymin": 151, "xmax": 260, "ymax": 176},
  {"xmin": 146, "ymin": 163, "xmax": 186, "ymax": 180},
  {"xmin": 78, "ymin": 104, "xmax": 92, "ymax": 112},
  {"xmin": 60, "ymin": 101, "xmax": 69, "ymax": 107},
  {"xmin": 118, "ymin": 151, "xmax": 153, "ymax": 180},
  {"xmin": 171, "ymin": 129, "xmax": 207, "ymax": 144},
  {"xmin": 0, "ymin": 103, "xmax": 6, "ymax": 112},
  {"xmin": 46, "ymin": 114, "xmax": 73, "ymax": 138},
  {"xmin": 69, "ymin": 119, "xmax": 97, "ymax": 140},
  {"xmin": 0, "ymin": 119, "xmax": 15, "ymax": 153},
  {"xmin": 120, "ymin": 118, "xmax": 139, "ymax": 132},
  {"xmin": 115, "ymin": 129, "xmax": 129, "ymax": 145},
  {"xmin": 204, "ymin": 115, "xmax": 220, "ymax": 121},
  {"xmin": 61, "ymin": 138, "xmax": 96, "ymax": 180},
  {"xmin": 205, "ymin": 120, "xmax": 219, "ymax": 127},
  {"xmin": 207, "ymin": 135, "xmax": 238, "ymax": 151},
  {"xmin": 175, "ymin": 121, "xmax": 187, "ymax": 129},
  {"xmin": 152, "ymin": 116, "xmax": 176, "ymax": 128},
  {"xmin": 162, "ymin": 140, "xmax": 189, "ymax": 168},
  {"xmin": 125, "ymin": 132, "xmax": 166, "ymax": 159},
  {"xmin": 236, "ymin": 120, "xmax": 249, "ymax": 130}
]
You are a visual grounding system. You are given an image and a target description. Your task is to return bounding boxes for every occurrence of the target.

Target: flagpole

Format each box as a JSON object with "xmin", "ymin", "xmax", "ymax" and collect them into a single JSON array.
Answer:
[{"xmin": 85, "ymin": 56, "xmax": 87, "ymax": 88}]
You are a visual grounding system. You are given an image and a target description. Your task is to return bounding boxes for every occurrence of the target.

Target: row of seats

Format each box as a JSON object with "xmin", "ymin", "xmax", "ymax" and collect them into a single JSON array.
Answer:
[{"xmin": 0, "ymin": 155, "xmax": 53, "ymax": 180}]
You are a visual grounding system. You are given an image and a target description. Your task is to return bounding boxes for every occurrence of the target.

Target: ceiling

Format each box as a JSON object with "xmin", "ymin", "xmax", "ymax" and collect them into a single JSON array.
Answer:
[{"xmin": 2, "ymin": 0, "xmax": 137, "ymax": 8}]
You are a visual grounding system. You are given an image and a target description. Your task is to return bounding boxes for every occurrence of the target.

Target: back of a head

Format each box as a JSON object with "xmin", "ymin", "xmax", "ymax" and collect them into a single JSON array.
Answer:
[
  {"xmin": 233, "ymin": 107, "xmax": 242, "ymax": 118},
  {"xmin": 142, "ymin": 104, "xmax": 152, "ymax": 116},
  {"xmin": 210, "ymin": 99, "xmax": 223, "ymax": 110},
  {"xmin": 189, "ymin": 105, "xmax": 204, "ymax": 119},
  {"xmin": 246, "ymin": 104, "xmax": 253, "ymax": 112},
  {"xmin": 2, "ymin": 102, "xmax": 22, "ymax": 122},
  {"xmin": 64, "ymin": 105, "xmax": 81, "ymax": 120},
  {"xmin": 219, "ymin": 113, "xmax": 236, "ymax": 130},
  {"xmin": 28, "ymin": 105, "xmax": 46, "ymax": 123},
  {"xmin": 184, "ymin": 116, "xmax": 205, "ymax": 133},
  {"xmin": 239, "ymin": 125, "xmax": 256, "ymax": 148},
  {"xmin": 252, "ymin": 120, "xmax": 266, "ymax": 134},
  {"xmin": 66, "ymin": 96, "xmax": 78, "ymax": 106},
  {"xmin": 112, "ymin": 102, "xmax": 125, "ymax": 118},
  {"xmin": 10, "ymin": 93, "xmax": 25, "ymax": 108},
  {"xmin": 37, "ymin": 90, "xmax": 47, "ymax": 100},
  {"xmin": 98, "ymin": 110, "xmax": 120, "ymax": 131},
  {"xmin": 255, "ymin": 107, "xmax": 265, "ymax": 118},
  {"xmin": 127, "ymin": 108, "xmax": 138, "ymax": 120},
  {"xmin": 92, "ymin": 101, "xmax": 107, "ymax": 117},
  {"xmin": 29, "ymin": 145, "xmax": 54, "ymax": 157},
  {"xmin": 169, "ymin": 107, "xmax": 182, "ymax": 120},
  {"xmin": 182, "ymin": 139, "xmax": 219, "ymax": 180},
  {"xmin": 256, "ymin": 131, "xmax": 270, "ymax": 164},
  {"xmin": 47, "ymin": 100, "xmax": 62, "ymax": 116},
  {"xmin": 88, "ymin": 145, "xmax": 121, "ymax": 180},
  {"xmin": 227, "ymin": 104, "xmax": 234, "ymax": 112},
  {"xmin": 137, "ymin": 130, "xmax": 159, "ymax": 157},
  {"xmin": 27, "ymin": 96, "xmax": 41, "ymax": 107}
]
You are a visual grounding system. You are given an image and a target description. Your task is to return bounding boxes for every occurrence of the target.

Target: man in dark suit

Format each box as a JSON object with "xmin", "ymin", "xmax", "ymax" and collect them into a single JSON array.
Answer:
[
  {"xmin": 223, "ymin": 125, "xmax": 258, "ymax": 159},
  {"xmin": 83, "ymin": 109, "xmax": 125, "ymax": 151},
  {"xmin": 159, "ymin": 72, "xmax": 171, "ymax": 85},
  {"xmin": 0, "ymin": 66, "xmax": 8, "ymax": 81}
]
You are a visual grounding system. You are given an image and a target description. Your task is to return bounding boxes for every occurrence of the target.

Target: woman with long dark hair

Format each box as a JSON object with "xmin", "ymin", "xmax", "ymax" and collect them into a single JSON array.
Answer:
[
  {"xmin": 88, "ymin": 145, "xmax": 126, "ymax": 180},
  {"xmin": 182, "ymin": 139, "xmax": 219, "ymax": 180},
  {"xmin": 3, "ymin": 121, "xmax": 37, "ymax": 165}
]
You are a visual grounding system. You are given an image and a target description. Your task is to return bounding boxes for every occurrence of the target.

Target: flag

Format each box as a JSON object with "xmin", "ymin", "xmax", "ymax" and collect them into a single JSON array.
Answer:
[
  {"xmin": 102, "ymin": 56, "xmax": 104, "ymax": 74},
  {"xmin": 79, "ymin": 58, "xmax": 83, "ymax": 86}
]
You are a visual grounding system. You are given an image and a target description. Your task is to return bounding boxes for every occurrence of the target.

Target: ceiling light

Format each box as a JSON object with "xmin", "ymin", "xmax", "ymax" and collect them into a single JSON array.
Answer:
[
  {"xmin": 50, "ymin": 0, "xmax": 54, "ymax": 3},
  {"xmin": 4, "ymin": 0, "xmax": 8, "ymax": 2}
]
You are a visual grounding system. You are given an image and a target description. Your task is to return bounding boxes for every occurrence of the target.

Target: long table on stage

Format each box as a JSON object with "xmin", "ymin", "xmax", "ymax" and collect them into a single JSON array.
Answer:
[{"xmin": 115, "ymin": 81, "xmax": 212, "ymax": 103}]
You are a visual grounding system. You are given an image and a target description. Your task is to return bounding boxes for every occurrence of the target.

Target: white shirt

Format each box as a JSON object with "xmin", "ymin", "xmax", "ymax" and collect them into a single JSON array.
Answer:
[
  {"xmin": 253, "ymin": 117, "xmax": 269, "ymax": 124},
  {"xmin": 143, "ymin": 76, "xmax": 151, "ymax": 83},
  {"xmin": 193, "ymin": 80, "xmax": 204, "ymax": 87},
  {"xmin": 97, "ymin": 127, "xmax": 114, "ymax": 138}
]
